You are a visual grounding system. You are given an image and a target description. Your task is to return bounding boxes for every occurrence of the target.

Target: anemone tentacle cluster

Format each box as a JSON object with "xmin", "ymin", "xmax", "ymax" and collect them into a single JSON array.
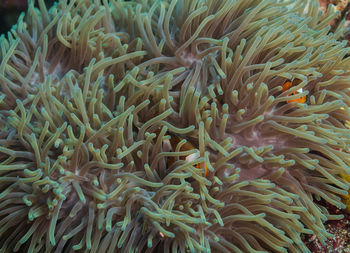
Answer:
[{"xmin": 1, "ymin": 0, "xmax": 350, "ymax": 252}]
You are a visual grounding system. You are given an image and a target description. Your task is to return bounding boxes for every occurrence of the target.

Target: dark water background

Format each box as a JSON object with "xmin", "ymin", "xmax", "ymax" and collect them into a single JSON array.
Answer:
[{"xmin": 0, "ymin": 0, "xmax": 56, "ymax": 35}]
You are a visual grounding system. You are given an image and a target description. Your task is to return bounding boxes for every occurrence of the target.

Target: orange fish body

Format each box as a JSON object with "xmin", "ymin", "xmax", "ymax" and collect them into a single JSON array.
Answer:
[
  {"xmin": 168, "ymin": 134, "xmax": 209, "ymax": 177},
  {"xmin": 195, "ymin": 162, "xmax": 209, "ymax": 177},
  {"xmin": 282, "ymin": 80, "xmax": 292, "ymax": 92},
  {"xmin": 282, "ymin": 79, "xmax": 306, "ymax": 103},
  {"xmin": 155, "ymin": 130, "xmax": 209, "ymax": 176}
]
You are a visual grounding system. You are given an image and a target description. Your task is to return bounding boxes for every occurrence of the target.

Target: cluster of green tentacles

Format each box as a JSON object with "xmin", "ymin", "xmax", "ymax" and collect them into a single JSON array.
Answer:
[{"xmin": 0, "ymin": 0, "xmax": 350, "ymax": 252}]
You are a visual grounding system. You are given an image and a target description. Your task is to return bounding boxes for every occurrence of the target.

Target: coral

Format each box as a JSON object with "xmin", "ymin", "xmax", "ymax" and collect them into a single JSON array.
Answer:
[
  {"xmin": 1, "ymin": 0, "xmax": 350, "ymax": 252},
  {"xmin": 304, "ymin": 200, "xmax": 350, "ymax": 252}
]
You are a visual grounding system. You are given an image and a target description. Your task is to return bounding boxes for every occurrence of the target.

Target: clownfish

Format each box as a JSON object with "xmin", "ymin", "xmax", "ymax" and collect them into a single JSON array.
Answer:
[
  {"xmin": 156, "ymin": 130, "xmax": 209, "ymax": 177},
  {"xmin": 282, "ymin": 79, "xmax": 306, "ymax": 103}
]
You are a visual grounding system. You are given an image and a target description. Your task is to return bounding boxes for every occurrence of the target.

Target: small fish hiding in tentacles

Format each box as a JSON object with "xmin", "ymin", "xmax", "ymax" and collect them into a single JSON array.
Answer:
[{"xmin": 282, "ymin": 79, "xmax": 307, "ymax": 103}]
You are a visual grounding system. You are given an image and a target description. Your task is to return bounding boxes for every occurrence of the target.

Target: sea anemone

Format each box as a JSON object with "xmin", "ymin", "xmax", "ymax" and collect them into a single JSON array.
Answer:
[{"xmin": 1, "ymin": 0, "xmax": 350, "ymax": 252}]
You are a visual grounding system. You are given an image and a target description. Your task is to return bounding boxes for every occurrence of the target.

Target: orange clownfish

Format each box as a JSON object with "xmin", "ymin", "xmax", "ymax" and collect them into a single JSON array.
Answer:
[
  {"xmin": 157, "ymin": 130, "xmax": 209, "ymax": 177},
  {"xmin": 282, "ymin": 79, "xmax": 306, "ymax": 103}
]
